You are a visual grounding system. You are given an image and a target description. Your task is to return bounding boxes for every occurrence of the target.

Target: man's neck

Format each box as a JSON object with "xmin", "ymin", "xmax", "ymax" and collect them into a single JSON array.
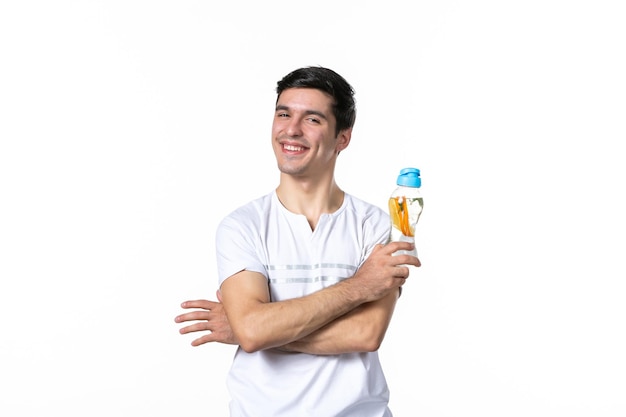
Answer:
[{"xmin": 276, "ymin": 175, "xmax": 344, "ymax": 231}]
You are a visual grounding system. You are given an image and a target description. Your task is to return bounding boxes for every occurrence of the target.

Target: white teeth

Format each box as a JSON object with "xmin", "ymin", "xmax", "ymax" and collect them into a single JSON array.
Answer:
[{"xmin": 284, "ymin": 144, "xmax": 305, "ymax": 151}]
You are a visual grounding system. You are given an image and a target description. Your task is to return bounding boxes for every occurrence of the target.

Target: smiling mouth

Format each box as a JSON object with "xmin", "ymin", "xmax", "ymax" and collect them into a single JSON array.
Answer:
[{"xmin": 283, "ymin": 144, "xmax": 308, "ymax": 152}]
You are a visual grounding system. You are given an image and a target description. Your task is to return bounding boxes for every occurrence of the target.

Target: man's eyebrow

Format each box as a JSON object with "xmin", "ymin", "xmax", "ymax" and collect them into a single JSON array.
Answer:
[{"xmin": 275, "ymin": 105, "xmax": 328, "ymax": 120}]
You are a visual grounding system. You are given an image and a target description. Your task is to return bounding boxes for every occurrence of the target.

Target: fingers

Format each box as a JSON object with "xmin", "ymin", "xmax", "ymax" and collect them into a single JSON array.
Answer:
[
  {"xmin": 176, "ymin": 296, "xmax": 235, "ymax": 346},
  {"xmin": 191, "ymin": 333, "xmax": 220, "ymax": 347},
  {"xmin": 175, "ymin": 302, "xmax": 222, "ymax": 324},
  {"xmin": 175, "ymin": 300, "xmax": 220, "ymax": 322},
  {"xmin": 179, "ymin": 321, "xmax": 211, "ymax": 335},
  {"xmin": 394, "ymin": 265, "xmax": 411, "ymax": 279},
  {"xmin": 383, "ymin": 242, "xmax": 421, "ymax": 268},
  {"xmin": 191, "ymin": 336, "xmax": 210, "ymax": 347},
  {"xmin": 180, "ymin": 299, "xmax": 217, "ymax": 310},
  {"xmin": 384, "ymin": 240, "xmax": 415, "ymax": 254},
  {"xmin": 392, "ymin": 254, "xmax": 421, "ymax": 268},
  {"xmin": 175, "ymin": 310, "xmax": 211, "ymax": 324}
]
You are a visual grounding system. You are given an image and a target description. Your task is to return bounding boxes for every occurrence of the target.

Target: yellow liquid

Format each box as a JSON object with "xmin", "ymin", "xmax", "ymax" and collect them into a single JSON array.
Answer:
[{"xmin": 389, "ymin": 196, "xmax": 423, "ymax": 240}]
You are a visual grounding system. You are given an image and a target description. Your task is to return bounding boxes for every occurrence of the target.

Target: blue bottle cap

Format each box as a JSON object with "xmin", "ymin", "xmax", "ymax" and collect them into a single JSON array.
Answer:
[{"xmin": 396, "ymin": 167, "xmax": 421, "ymax": 187}]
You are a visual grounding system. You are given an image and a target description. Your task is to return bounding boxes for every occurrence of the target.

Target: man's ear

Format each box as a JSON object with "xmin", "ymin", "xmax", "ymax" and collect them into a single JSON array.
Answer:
[{"xmin": 336, "ymin": 128, "xmax": 352, "ymax": 154}]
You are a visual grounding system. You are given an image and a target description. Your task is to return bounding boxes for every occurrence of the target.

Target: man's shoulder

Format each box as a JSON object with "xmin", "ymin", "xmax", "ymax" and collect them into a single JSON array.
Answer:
[
  {"xmin": 343, "ymin": 193, "xmax": 387, "ymax": 218},
  {"xmin": 219, "ymin": 191, "xmax": 274, "ymax": 226}
]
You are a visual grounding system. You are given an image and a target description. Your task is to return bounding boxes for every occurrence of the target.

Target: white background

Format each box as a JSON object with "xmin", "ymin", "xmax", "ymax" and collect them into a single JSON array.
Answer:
[{"xmin": 1, "ymin": 1, "xmax": 625, "ymax": 416}]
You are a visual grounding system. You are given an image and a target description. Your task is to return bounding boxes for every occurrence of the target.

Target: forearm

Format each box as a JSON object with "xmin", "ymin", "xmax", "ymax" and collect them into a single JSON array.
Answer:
[
  {"xmin": 222, "ymin": 272, "xmax": 376, "ymax": 353},
  {"xmin": 222, "ymin": 242, "xmax": 416, "ymax": 353},
  {"xmin": 279, "ymin": 290, "xmax": 399, "ymax": 355}
]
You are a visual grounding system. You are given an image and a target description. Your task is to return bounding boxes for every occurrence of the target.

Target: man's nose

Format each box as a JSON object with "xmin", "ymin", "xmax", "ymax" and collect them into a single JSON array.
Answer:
[{"xmin": 286, "ymin": 118, "xmax": 303, "ymax": 137}]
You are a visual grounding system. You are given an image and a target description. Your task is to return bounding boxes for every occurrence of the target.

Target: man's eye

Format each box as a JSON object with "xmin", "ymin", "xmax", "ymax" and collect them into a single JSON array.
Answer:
[
  {"xmin": 307, "ymin": 117, "xmax": 320, "ymax": 124},
  {"xmin": 277, "ymin": 113, "xmax": 289, "ymax": 118}
]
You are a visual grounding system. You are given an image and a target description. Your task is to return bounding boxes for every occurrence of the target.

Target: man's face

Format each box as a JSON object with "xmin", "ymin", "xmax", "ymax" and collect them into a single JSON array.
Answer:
[{"xmin": 271, "ymin": 88, "xmax": 350, "ymax": 178}]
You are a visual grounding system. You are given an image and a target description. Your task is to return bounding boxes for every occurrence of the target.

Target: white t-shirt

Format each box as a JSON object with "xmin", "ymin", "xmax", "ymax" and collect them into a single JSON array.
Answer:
[{"xmin": 216, "ymin": 191, "xmax": 393, "ymax": 417}]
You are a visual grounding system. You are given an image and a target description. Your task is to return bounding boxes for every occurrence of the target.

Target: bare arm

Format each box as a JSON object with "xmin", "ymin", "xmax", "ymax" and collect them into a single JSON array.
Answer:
[
  {"xmin": 175, "ymin": 242, "xmax": 420, "ymax": 353},
  {"xmin": 219, "ymin": 241, "xmax": 419, "ymax": 353},
  {"xmin": 278, "ymin": 290, "xmax": 400, "ymax": 355},
  {"xmin": 176, "ymin": 289, "xmax": 400, "ymax": 354}
]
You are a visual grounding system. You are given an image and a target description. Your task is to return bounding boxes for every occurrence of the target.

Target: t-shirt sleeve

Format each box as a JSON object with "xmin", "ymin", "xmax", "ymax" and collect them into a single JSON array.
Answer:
[
  {"xmin": 215, "ymin": 214, "xmax": 268, "ymax": 287},
  {"xmin": 361, "ymin": 206, "xmax": 391, "ymax": 265}
]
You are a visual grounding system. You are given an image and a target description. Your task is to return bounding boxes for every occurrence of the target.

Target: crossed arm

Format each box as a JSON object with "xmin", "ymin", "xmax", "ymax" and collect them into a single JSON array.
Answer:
[{"xmin": 175, "ymin": 241, "xmax": 420, "ymax": 355}]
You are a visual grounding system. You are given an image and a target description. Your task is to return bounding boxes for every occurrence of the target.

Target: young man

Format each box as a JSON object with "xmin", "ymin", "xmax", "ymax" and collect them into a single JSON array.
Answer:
[{"xmin": 175, "ymin": 66, "xmax": 420, "ymax": 416}]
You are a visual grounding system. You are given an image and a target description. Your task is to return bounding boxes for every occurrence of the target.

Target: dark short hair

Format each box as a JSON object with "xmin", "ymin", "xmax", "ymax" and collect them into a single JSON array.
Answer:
[{"xmin": 276, "ymin": 66, "xmax": 356, "ymax": 135}]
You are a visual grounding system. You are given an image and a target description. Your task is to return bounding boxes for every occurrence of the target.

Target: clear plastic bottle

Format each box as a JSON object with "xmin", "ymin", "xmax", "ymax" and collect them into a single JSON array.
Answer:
[{"xmin": 388, "ymin": 167, "xmax": 423, "ymax": 257}]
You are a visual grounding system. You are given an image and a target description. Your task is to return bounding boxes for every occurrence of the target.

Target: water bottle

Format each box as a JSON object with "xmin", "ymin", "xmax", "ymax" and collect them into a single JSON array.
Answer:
[{"xmin": 388, "ymin": 167, "xmax": 423, "ymax": 257}]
